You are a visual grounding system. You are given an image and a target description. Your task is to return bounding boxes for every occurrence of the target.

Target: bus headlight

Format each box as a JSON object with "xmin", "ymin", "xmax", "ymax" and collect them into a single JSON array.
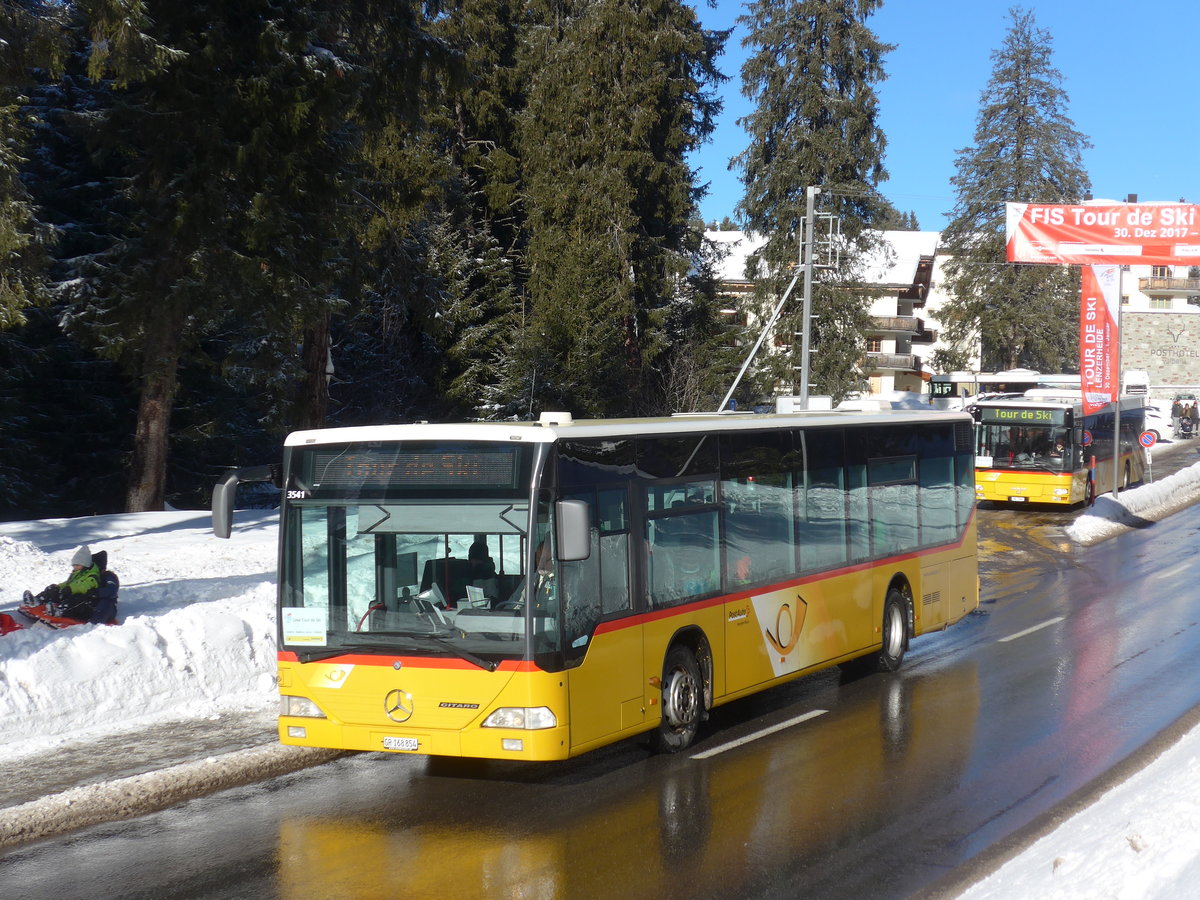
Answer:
[
  {"xmin": 281, "ymin": 695, "xmax": 326, "ymax": 718},
  {"xmin": 481, "ymin": 707, "xmax": 557, "ymax": 730}
]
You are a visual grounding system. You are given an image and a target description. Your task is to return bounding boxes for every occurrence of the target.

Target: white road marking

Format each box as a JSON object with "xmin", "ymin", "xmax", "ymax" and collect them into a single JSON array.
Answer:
[
  {"xmin": 998, "ymin": 616, "xmax": 1065, "ymax": 643},
  {"xmin": 691, "ymin": 709, "xmax": 828, "ymax": 760}
]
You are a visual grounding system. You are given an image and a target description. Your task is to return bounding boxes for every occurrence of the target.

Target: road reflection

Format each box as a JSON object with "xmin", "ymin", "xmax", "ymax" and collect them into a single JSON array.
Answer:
[{"xmin": 274, "ymin": 662, "xmax": 980, "ymax": 899}]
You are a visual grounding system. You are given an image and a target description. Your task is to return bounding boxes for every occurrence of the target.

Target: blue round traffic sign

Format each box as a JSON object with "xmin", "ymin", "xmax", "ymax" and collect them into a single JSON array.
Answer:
[
  {"xmin": 1140, "ymin": 431, "xmax": 1157, "ymax": 448},
  {"xmin": 1082, "ymin": 430, "xmax": 1093, "ymax": 446}
]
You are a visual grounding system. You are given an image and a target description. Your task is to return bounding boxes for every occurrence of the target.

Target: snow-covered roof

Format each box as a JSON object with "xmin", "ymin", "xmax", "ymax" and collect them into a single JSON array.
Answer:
[
  {"xmin": 705, "ymin": 229, "xmax": 940, "ymax": 288},
  {"xmin": 706, "ymin": 231, "xmax": 767, "ymax": 283},
  {"xmin": 857, "ymin": 230, "xmax": 940, "ymax": 285}
]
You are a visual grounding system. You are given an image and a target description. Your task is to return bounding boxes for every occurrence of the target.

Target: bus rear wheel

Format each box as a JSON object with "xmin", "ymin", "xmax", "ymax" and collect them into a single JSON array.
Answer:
[
  {"xmin": 875, "ymin": 590, "xmax": 908, "ymax": 672},
  {"xmin": 654, "ymin": 645, "xmax": 703, "ymax": 753}
]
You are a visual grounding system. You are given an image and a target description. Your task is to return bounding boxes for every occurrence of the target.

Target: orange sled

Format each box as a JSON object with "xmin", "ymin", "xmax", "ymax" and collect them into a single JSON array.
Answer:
[{"xmin": 0, "ymin": 603, "xmax": 115, "ymax": 634}]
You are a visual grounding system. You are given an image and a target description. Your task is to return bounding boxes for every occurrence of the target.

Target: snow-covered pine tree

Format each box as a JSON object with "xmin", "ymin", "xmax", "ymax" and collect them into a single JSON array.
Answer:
[
  {"xmin": 938, "ymin": 7, "xmax": 1091, "ymax": 372},
  {"xmin": 735, "ymin": 0, "xmax": 892, "ymax": 405},
  {"xmin": 514, "ymin": 0, "xmax": 726, "ymax": 418}
]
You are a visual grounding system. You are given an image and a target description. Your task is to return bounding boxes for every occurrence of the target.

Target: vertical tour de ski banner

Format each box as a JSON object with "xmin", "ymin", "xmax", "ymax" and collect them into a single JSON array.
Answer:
[
  {"xmin": 1006, "ymin": 200, "xmax": 1200, "ymax": 410},
  {"xmin": 1079, "ymin": 264, "xmax": 1120, "ymax": 416}
]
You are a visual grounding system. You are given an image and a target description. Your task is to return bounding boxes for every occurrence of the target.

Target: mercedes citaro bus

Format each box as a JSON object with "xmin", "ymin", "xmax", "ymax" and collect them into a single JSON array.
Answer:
[{"xmin": 214, "ymin": 409, "xmax": 979, "ymax": 760}]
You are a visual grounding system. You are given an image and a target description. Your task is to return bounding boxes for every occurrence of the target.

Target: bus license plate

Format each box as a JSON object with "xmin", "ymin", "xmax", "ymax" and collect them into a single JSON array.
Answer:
[
  {"xmin": 383, "ymin": 736, "xmax": 419, "ymax": 751},
  {"xmin": 1008, "ymin": 497, "xmax": 1027, "ymax": 502}
]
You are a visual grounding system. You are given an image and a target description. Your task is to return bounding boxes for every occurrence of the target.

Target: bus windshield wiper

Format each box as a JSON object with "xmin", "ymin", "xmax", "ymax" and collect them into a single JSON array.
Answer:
[
  {"xmin": 402, "ymin": 633, "xmax": 500, "ymax": 672},
  {"xmin": 297, "ymin": 634, "xmax": 498, "ymax": 671},
  {"xmin": 1021, "ymin": 459, "xmax": 1060, "ymax": 471},
  {"xmin": 296, "ymin": 644, "xmax": 376, "ymax": 663},
  {"xmin": 295, "ymin": 629, "xmax": 455, "ymax": 663}
]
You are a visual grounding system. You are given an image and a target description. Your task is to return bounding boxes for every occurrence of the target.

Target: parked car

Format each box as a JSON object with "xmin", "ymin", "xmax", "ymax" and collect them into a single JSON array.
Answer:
[{"xmin": 1144, "ymin": 404, "xmax": 1171, "ymax": 441}]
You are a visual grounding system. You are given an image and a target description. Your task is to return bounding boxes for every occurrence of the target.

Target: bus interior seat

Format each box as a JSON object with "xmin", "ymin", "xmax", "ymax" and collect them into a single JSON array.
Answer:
[{"xmin": 471, "ymin": 576, "xmax": 500, "ymax": 603}]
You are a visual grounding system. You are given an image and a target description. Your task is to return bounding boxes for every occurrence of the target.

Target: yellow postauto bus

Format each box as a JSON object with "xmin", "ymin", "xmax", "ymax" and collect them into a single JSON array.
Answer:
[
  {"xmin": 213, "ymin": 409, "xmax": 979, "ymax": 760},
  {"xmin": 971, "ymin": 391, "xmax": 1146, "ymax": 505}
]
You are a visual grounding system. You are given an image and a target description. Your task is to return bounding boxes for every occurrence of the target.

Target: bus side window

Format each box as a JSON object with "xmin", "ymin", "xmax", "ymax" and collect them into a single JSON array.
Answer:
[
  {"xmin": 647, "ymin": 505, "xmax": 718, "ymax": 606},
  {"xmin": 846, "ymin": 461, "xmax": 870, "ymax": 563},
  {"xmin": 869, "ymin": 457, "xmax": 918, "ymax": 556},
  {"xmin": 719, "ymin": 430, "xmax": 795, "ymax": 588},
  {"xmin": 918, "ymin": 426, "xmax": 956, "ymax": 545},
  {"xmin": 796, "ymin": 429, "xmax": 848, "ymax": 572},
  {"xmin": 723, "ymin": 476, "xmax": 793, "ymax": 587}
]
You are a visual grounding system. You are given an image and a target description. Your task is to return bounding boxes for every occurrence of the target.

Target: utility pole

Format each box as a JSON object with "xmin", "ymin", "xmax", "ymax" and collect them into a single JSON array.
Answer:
[
  {"xmin": 716, "ymin": 184, "xmax": 827, "ymax": 414},
  {"xmin": 1112, "ymin": 266, "xmax": 1124, "ymax": 498},
  {"xmin": 716, "ymin": 269, "xmax": 801, "ymax": 413},
  {"xmin": 798, "ymin": 185, "xmax": 821, "ymax": 408}
]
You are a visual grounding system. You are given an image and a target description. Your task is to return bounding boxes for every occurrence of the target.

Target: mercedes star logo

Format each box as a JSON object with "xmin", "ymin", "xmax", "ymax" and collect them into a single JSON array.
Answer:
[{"xmin": 384, "ymin": 689, "xmax": 414, "ymax": 723}]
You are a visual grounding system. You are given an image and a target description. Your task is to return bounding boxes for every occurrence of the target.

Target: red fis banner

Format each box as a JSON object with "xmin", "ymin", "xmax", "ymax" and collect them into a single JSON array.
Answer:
[
  {"xmin": 1079, "ymin": 265, "xmax": 1121, "ymax": 415},
  {"xmin": 1007, "ymin": 202, "xmax": 1200, "ymax": 265}
]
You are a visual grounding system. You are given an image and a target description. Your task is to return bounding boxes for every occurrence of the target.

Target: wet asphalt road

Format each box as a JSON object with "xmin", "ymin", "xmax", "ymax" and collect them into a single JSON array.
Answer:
[{"xmin": 4, "ymin": 441, "xmax": 1200, "ymax": 899}]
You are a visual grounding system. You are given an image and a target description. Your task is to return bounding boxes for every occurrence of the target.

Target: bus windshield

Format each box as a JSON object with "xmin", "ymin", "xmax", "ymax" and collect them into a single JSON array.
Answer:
[
  {"xmin": 278, "ymin": 441, "xmax": 553, "ymax": 665},
  {"xmin": 975, "ymin": 422, "xmax": 1074, "ymax": 472}
]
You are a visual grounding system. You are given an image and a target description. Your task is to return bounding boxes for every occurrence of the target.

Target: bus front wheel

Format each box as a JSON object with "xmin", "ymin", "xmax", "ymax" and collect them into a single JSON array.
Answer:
[
  {"xmin": 654, "ymin": 645, "xmax": 703, "ymax": 753},
  {"xmin": 876, "ymin": 590, "xmax": 908, "ymax": 672}
]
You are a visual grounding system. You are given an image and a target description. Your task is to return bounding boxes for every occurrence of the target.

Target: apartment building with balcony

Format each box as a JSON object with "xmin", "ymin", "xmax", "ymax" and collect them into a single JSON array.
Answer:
[
  {"xmin": 708, "ymin": 213, "xmax": 1200, "ymax": 399},
  {"xmin": 706, "ymin": 229, "xmax": 970, "ymax": 397},
  {"xmin": 859, "ymin": 230, "xmax": 942, "ymax": 394}
]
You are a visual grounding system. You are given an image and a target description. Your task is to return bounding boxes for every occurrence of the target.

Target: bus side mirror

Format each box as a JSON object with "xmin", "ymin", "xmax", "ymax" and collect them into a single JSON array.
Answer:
[
  {"xmin": 212, "ymin": 470, "xmax": 240, "ymax": 539},
  {"xmin": 555, "ymin": 499, "xmax": 591, "ymax": 562},
  {"xmin": 212, "ymin": 464, "xmax": 280, "ymax": 539}
]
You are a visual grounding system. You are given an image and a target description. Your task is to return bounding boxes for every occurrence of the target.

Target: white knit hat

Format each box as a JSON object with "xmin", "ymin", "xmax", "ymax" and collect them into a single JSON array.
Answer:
[{"xmin": 71, "ymin": 545, "xmax": 92, "ymax": 567}]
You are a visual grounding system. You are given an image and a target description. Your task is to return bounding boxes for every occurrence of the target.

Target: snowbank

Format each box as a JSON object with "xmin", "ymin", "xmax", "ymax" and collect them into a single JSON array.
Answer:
[
  {"xmin": 959, "ymin": 712, "xmax": 1200, "ymax": 899},
  {"xmin": 1067, "ymin": 452, "xmax": 1200, "ymax": 544},
  {"xmin": 0, "ymin": 510, "xmax": 280, "ymax": 756}
]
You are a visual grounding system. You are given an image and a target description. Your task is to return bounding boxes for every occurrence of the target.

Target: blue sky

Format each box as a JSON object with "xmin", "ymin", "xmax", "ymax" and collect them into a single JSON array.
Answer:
[{"xmin": 689, "ymin": 0, "xmax": 1200, "ymax": 232}]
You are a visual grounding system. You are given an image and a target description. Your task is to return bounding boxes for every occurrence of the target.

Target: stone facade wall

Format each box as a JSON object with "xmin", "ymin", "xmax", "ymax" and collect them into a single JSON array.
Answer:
[{"xmin": 1121, "ymin": 312, "xmax": 1200, "ymax": 389}]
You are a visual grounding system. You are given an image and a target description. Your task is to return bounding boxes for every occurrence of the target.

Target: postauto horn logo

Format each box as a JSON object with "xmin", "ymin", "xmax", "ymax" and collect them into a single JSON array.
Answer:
[{"xmin": 752, "ymin": 592, "xmax": 808, "ymax": 676}]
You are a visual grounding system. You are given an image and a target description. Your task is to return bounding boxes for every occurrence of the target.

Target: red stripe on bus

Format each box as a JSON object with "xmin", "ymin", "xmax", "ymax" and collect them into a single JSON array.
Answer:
[
  {"xmin": 594, "ymin": 513, "xmax": 978, "ymax": 636},
  {"xmin": 276, "ymin": 650, "xmax": 534, "ymax": 671}
]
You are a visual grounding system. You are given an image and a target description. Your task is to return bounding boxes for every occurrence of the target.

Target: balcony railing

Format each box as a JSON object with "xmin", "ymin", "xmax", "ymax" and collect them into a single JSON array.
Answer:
[
  {"xmin": 1138, "ymin": 276, "xmax": 1200, "ymax": 295},
  {"xmin": 864, "ymin": 352, "xmax": 920, "ymax": 372},
  {"xmin": 870, "ymin": 315, "xmax": 921, "ymax": 335}
]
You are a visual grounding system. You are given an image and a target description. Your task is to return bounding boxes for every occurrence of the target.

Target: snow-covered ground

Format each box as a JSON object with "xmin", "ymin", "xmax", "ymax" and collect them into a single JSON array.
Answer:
[
  {"xmin": 0, "ymin": 508, "xmax": 279, "ymax": 751},
  {"xmin": 2, "ymin": 422, "xmax": 1200, "ymax": 896}
]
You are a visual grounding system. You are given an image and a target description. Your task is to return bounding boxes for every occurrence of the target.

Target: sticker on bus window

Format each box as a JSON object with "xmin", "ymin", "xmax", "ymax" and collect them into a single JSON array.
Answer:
[{"xmin": 282, "ymin": 607, "xmax": 328, "ymax": 645}]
